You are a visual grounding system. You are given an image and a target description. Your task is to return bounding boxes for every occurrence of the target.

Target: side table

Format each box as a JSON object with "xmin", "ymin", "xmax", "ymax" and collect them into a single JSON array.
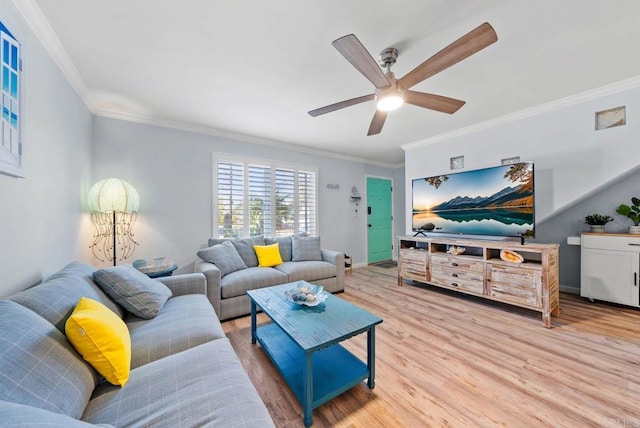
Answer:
[{"xmin": 133, "ymin": 259, "xmax": 178, "ymax": 278}]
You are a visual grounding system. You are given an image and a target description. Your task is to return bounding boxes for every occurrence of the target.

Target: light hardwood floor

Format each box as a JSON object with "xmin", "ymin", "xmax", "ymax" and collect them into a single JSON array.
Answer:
[{"xmin": 222, "ymin": 265, "xmax": 640, "ymax": 427}]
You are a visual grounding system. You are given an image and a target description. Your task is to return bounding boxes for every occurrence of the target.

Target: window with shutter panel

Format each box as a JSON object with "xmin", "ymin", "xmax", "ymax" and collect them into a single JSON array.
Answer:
[
  {"xmin": 216, "ymin": 161, "xmax": 244, "ymax": 238},
  {"xmin": 213, "ymin": 155, "xmax": 318, "ymax": 238}
]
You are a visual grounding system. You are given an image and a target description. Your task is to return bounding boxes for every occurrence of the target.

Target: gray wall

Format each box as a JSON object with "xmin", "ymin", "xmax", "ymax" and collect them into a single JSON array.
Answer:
[
  {"xmin": 536, "ymin": 166, "xmax": 640, "ymax": 293},
  {"xmin": 91, "ymin": 116, "xmax": 403, "ymax": 271},
  {"xmin": 0, "ymin": 1, "xmax": 93, "ymax": 297}
]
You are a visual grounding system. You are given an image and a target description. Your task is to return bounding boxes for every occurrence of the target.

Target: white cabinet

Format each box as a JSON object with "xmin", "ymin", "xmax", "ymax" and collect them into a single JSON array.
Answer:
[{"xmin": 581, "ymin": 233, "xmax": 640, "ymax": 307}]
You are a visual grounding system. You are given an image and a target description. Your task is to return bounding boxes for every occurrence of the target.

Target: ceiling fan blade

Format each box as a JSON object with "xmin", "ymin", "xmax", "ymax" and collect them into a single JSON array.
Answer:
[
  {"xmin": 308, "ymin": 94, "xmax": 375, "ymax": 117},
  {"xmin": 367, "ymin": 110, "xmax": 387, "ymax": 136},
  {"xmin": 398, "ymin": 22, "xmax": 497, "ymax": 90},
  {"xmin": 332, "ymin": 34, "xmax": 390, "ymax": 89},
  {"xmin": 404, "ymin": 90, "xmax": 465, "ymax": 114}
]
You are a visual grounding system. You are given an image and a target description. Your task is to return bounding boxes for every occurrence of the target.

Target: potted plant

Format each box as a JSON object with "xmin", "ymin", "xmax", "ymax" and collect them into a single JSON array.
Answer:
[
  {"xmin": 584, "ymin": 213, "xmax": 613, "ymax": 233},
  {"xmin": 616, "ymin": 197, "xmax": 640, "ymax": 234}
]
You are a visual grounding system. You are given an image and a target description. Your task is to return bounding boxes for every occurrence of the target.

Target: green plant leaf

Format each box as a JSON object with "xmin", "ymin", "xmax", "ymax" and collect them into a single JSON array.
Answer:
[{"xmin": 617, "ymin": 204, "xmax": 631, "ymax": 215}]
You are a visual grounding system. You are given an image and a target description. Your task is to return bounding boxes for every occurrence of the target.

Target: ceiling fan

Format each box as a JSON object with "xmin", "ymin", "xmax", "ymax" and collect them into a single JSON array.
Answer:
[{"xmin": 308, "ymin": 22, "xmax": 497, "ymax": 136}]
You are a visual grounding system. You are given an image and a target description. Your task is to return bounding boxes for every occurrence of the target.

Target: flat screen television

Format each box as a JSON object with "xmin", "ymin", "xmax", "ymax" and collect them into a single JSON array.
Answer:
[{"xmin": 412, "ymin": 161, "xmax": 534, "ymax": 239}]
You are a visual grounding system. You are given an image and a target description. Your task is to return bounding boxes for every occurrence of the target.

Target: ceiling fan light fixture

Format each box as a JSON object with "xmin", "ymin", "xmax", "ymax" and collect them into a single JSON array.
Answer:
[{"xmin": 376, "ymin": 93, "xmax": 404, "ymax": 112}]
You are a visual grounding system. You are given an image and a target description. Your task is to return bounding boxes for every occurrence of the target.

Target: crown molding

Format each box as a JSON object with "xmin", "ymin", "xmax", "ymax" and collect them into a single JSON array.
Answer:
[
  {"xmin": 96, "ymin": 108, "xmax": 402, "ymax": 169},
  {"xmin": 402, "ymin": 75, "xmax": 640, "ymax": 151},
  {"xmin": 13, "ymin": 0, "xmax": 95, "ymax": 112}
]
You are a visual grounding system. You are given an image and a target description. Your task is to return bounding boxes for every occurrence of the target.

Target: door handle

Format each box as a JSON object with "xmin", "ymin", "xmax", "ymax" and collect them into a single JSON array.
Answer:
[
  {"xmin": 367, "ymin": 206, "xmax": 372, "ymax": 215},
  {"xmin": 635, "ymin": 272, "xmax": 637, "ymax": 286}
]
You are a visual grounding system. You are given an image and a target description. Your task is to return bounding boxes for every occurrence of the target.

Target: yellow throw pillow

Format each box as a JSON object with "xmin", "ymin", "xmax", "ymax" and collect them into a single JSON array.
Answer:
[
  {"xmin": 254, "ymin": 243, "xmax": 284, "ymax": 267},
  {"xmin": 65, "ymin": 297, "xmax": 131, "ymax": 387}
]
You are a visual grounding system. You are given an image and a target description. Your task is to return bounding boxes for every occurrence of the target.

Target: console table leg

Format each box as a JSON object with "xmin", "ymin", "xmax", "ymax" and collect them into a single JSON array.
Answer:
[
  {"xmin": 303, "ymin": 352, "xmax": 313, "ymax": 427},
  {"xmin": 250, "ymin": 301, "xmax": 257, "ymax": 344},
  {"xmin": 367, "ymin": 327, "xmax": 376, "ymax": 389}
]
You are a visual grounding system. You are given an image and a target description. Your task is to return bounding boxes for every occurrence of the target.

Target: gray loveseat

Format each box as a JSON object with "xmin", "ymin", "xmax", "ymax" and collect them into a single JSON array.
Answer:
[
  {"xmin": 195, "ymin": 235, "xmax": 345, "ymax": 320},
  {"xmin": 0, "ymin": 261, "xmax": 274, "ymax": 427}
]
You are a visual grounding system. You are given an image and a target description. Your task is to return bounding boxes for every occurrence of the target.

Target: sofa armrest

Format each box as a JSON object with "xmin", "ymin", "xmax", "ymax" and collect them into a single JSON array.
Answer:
[
  {"xmin": 156, "ymin": 273, "xmax": 206, "ymax": 297},
  {"xmin": 194, "ymin": 258, "xmax": 222, "ymax": 317},
  {"xmin": 322, "ymin": 249, "xmax": 345, "ymax": 292},
  {"xmin": 321, "ymin": 248, "xmax": 344, "ymax": 266}
]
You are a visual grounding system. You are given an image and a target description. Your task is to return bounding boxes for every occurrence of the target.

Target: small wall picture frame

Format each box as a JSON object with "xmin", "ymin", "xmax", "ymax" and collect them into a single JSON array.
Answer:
[
  {"xmin": 501, "ymin": 156, "xmax": 520, "ymax": 165},
  {"xmin": 595, "ymin": 106, "xmax": 626, "ymax": 131},
  {"xmin": 450, "ymin": 155, "xmax": 464, "ymax": 170}
]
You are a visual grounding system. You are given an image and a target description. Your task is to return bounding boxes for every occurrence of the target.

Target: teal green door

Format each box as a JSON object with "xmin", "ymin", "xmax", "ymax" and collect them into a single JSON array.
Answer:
[{"xmin": 367, "ymin": 177, "xmax": 392, "ymax": 263}]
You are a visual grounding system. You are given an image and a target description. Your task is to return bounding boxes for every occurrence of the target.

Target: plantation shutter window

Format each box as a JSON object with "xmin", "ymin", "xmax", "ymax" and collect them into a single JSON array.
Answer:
[
  {"xmin": 248, "ymin": 164, "xmax": 272, "ymax": 237},
  {"xmin": 274, "ymin": 168, "xmax": 295, "ymax": 236},
  {"xmin": 298, "ymin": 170, "xmax": 317, "ymax": 235},
  {"xmin": 213, "ymin": 155, "xmax": 318, "ymax": 238},
  {"xmin": 216, "ymin": 161, "xmax": 244, "ymax": 238}
]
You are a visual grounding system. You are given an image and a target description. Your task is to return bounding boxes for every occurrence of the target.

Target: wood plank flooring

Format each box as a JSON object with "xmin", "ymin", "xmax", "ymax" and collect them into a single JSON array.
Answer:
[{"xmin": 222, "ymin": 265, "xmax": 640, "ymax": 427}]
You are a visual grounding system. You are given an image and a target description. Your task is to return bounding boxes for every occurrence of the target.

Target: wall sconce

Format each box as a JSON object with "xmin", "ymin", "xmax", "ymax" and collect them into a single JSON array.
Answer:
[
  {"xmin": 349, "ymin": 186, "xmax": 361, "ymax": 217},
  {"xmin": 349, "ymin": 186, "xmax": 361, "ymax": 202},
  {"xmin": 87, "ymin": 178, "xmax": 140, "ymax": 266}
]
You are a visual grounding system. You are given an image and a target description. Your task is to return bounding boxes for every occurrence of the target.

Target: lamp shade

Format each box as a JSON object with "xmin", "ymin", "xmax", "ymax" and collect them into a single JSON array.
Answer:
[{"xmin": 87, "ymin": 178, "xmax": 140, "ymax": 213}]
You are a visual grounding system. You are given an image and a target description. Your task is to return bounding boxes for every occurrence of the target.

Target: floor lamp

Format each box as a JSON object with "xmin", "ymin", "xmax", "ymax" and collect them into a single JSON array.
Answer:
[{"xmin": 88, "ymin": 178, "xmax": 140, "ymax": 266}]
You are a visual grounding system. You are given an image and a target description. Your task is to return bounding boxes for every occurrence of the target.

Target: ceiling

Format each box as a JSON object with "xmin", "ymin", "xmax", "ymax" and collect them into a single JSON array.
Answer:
[{"xmin": 28, "ymin": 0, "xmax": 640, "ymax": 166}]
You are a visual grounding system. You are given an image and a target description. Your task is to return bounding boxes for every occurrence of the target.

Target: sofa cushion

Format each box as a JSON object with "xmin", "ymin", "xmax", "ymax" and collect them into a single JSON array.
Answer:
[
  {"xmin": 197, "ymin": 241, "xmax": 247, "ymax": 276},
  {"xmin": 220, "ymin": 267, "xmax": 288, "ymax": 299},
  {"xmin": 83, "ymin": 340, "xmax": 274, "ymax": 428},
  {"xmin": 0, "ymin": 301, "xmax": 97, "ymax": 419},
  {"xmin": 66, "ymin": 297, "xmax": 132, "ymax": 387},
  {"xmin": 291, "ymin": 235, "xmax": 322, "ymax": 261},
  {"xmin": 9, "ymin": 261, "xmax": 124, "ymax": 332},
  {"xmin": 93, "ymin": 265, "xmax": 172, "ymax": 319},
  {"xmin": 0, "ymin": 400, "xmax": 114, "ymax": 428},
  {"xmin": 208, "ymin": 236, "xmax": 265, "ymax": 267},
  {"xmin": 254, "ymin": 243, "xmax": 284, "ymax": 267},
  {"xmin": 126, "ymin": 294, "xmax": 226, "ymax": 369},
  {"xmin": 264, "ymin": 236, "xmax": 293, "ymax": 262},
  {"xmin": 274, "ymin": 261, "xmax": 338, "ymax": 282}
]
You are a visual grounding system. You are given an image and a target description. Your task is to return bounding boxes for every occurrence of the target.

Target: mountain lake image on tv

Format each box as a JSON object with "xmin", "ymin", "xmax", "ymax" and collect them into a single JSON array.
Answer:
[{"xmin": 412, "ymin": 162, "xmax": 534, "ymax": 238}]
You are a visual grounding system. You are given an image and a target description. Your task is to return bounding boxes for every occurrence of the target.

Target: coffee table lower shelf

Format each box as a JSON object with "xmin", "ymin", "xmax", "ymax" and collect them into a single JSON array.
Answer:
[{"xmin": 255, "ymin": 322, "xmax": 369, "ymax": 420}]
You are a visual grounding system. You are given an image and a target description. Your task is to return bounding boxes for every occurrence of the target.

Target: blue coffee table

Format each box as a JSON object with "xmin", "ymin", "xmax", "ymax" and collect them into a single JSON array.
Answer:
[{"xmin": 247, "ymin": 282, "xmax": 382, "ymax": 427}]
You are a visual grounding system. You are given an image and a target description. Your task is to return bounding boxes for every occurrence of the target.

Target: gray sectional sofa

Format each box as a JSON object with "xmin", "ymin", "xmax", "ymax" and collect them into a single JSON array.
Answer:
[
  {"xmin": 195, "ymin": 234, "xmax": 345, "ymax": 320},
  {"xmin": 0, "ymin": 261, "xmax": 274, "ymax": 427}
]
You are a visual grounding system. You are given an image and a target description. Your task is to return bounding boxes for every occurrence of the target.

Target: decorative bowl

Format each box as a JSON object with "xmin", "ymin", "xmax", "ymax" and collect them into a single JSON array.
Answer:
[{"xmin": 284, "ymin": 282, "xmax": 327, "ymax": 307}]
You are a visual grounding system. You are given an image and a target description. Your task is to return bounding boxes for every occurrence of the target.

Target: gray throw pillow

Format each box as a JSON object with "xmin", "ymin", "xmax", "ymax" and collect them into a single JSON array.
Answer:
[
  {"xmin": 231, "ymin": 236, "xmax": 264, "ymax": 267},
  {"xmin": 0, "ymin": 301, "xmax": 97, "ymax": 419},
  {"xmin": 197, "ymin": 240, "xmax": 247, "ymax": 276},
  {"xmin": 207, "ymin": 236, "xmax": 264, "ymax": 267},
  {"xmin": 93, "ymin": 265, "xmax": 172, "ymax": 319},
  {"xmin": 291, "ymin": 235, "xmax": 322, "ymax": 261},
  {"xmin": 265, "ymin": 236, "xmax": 293, "ymax": 262}
]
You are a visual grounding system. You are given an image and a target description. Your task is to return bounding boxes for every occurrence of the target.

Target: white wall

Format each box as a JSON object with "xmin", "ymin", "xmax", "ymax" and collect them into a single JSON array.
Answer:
[
  {"xmin": 0, "ymin": 1, "xmax": 92, "ymax": 297},
  {"xmin": 91, "ymin": 116, "xmax": 402, "ymax": 271},
  {"xmin": 404, "ymin": 82, "xmax": 640, "ymax": 235}
]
